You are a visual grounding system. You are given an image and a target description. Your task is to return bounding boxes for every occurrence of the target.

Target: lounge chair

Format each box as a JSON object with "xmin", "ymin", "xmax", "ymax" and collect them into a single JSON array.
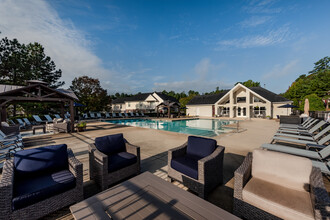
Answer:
[
  {"xmin": 0, "ymin": 144, "xmax": 83, "ymax": 219},
  {"xmin": 89, "ymin": 133, "xmax": 140, "ymax": 190},
  {"xmin": 82, "ymin": 113, "xmax": 89, "ymax": 119},
  {"xmin": 105, "ymin": 112, "xmax": 111, "ymax": 118},
  {"xmin": 7, "ymin": 119, "xmax": 15, "ymax": 125},
  {"xmin": 311, "ymin": 160, "xmax": 330, "ymax": 175},
  {"xmin": 274, "ymin": 124, "xmax": 330, "ymax": 141},
  {"xmin": 90, "ymin": 113, "xmax": 96, "ymax": 119},
  {"xmin": 0, "ymin": 122, "xmax": 20, "ymax": 137},
  {"xmin": 96, "ymin": 112, "xmax": 102, "ymax": 118},
  {"xmin": 277, "ymin": 120, "xmax": 326, "ymax": 136},
  {"xmin": 279, "ymin": 117, "xmax": 317, "ymax": 130},
  {"xmin": 129, "ymin": 112, "xmax": 134, "ymax": 117},
  {"xmin": 44, "ymin": 115, "xmax": 54, "ymax": 123},
  {"xmin": 16, "ymin": 119, "xmax": 27, "ymax": 129},
  {"xmin": 168, "ymin": 136, "xmax": 225, "ymax": 198},
  {"xmin": 272, "ymin": 133, "xmax": 330, "ymax": 146},
  {"xmin": 123, "ymin": 113, "xmax": 129, "ymax": 118},
  {"xmin": 118, "ymin": 113, "xmax": 124, "ymax": 118},
  {"xmin": 233, "ymin": 149, "xmax": 329, "ymax": 220},
  {"xmin": 33, "ymin": 115, "xmax": 45, "ymax": 124},
  {"xmin": 261, "ymin": 143, "xmax": 330, "ymax": 161},
  {"xmin": 54, "ymin": 114, "xmax": 61, "ymax": 119},
  {"xmin": 135, "ymin": 113, "xmax": 140, "ymax": 117},
  {"xmin": 23, "ymin": 118, "xmax": 34, "ymax": 126},
  {"xmin": 112, "ymin": 113, "xmax": 119, "ymax": 118},
  {"xmin": 140, "ymin": 112, "xmax": 146, "ymax": 117}
]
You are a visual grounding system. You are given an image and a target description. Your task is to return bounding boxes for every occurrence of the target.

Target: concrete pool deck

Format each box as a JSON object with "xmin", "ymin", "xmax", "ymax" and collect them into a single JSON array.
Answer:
[{"xmin": 2, "ymin": 118, "xmax": 329, "ymax": 219}]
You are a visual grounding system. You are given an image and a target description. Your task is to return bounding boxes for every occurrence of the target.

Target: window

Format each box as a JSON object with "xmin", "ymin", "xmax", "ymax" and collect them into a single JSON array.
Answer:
[
  {"xmin": 237, "ymin": 107, "xmax": 241, "ymax": 116},
  {"xmin": 237, "ymin": 97, "xmax": 246, "ymax": 103},
  {"xmin": 120, "ymin": 104, "xmax": 122, "ymax": 109},
  {"xmin": 128, "ymin": 103, "xmax": 130, "ymax": 107}
]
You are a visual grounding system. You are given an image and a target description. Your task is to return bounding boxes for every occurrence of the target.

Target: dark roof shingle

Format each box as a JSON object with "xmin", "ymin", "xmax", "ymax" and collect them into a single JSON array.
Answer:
[
  {"xmin": 250, "ymin": 87, "xmax": 290, "ymax": 102},
  {"xmin": 187, "ymin": 91, "xmax": 229, "ymax": 105}
]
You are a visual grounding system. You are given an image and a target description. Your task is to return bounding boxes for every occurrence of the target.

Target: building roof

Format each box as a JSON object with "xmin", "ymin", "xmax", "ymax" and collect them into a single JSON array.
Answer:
[
  {"xmin": 154, "ymin": 92, "xmax": 179, "ymax": 103},
  {"xmin": 249, "ymin": 87, "xmax": 290, "ymax": 102},
  {"xmin": 187, "ymin": 91, "xmax": 229, "ymax": 105},
  {"xmin": 112, "ymin": 92, "xmax": 179, "ymax": 104},
  {"xmin": 0, "ymin": 84, "xmax": 78, "ymax": 100},
  {"xmin": 187, "ymin": 86, "xmax": 290, "ymax": 105}
]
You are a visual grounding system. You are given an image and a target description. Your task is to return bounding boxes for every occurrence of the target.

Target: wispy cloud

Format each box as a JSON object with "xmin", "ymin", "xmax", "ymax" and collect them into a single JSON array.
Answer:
[
  {"xmin": 216, "ymin": 26, "xmax": 290, "ymax": 49},
  {"xmin": 262, "ymin": 60, "xmax": 299, "ymax": 79},
  {"xmin": 0, "ymin": 0, "xmax": 145, "ymax": 94},
  {"xmin": 240, "ymin": 16, "xmax": 272, "ymax": 27},
  {"xmin": 0, "ymin": 0, "xmax": 110, "ymax": 87},
  {"xmin": 243, "ymin": 0, "xmax": 282, "ymax": 14},
  {"xmin": 153, "ymin": 58, "xmax": 229, "ymax": 93}
]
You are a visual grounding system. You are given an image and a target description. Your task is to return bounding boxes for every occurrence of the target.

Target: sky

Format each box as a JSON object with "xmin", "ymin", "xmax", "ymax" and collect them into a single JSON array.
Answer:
[{"xmin": 0, "ymin": 0, "xmax": 329, "ymax": 95}]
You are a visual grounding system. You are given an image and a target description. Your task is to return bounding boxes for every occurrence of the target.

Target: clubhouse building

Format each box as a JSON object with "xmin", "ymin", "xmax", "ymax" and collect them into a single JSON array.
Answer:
[{"xmin": 186, "ymin": 83, "xmax": 292, "ymax": 118}]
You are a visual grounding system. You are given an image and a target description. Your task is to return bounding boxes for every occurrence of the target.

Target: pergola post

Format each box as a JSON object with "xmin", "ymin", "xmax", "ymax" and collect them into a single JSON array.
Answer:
[
  {"xmin": 60, "ymin": 103, "xmax": 65, "ymax": 118},
  {"xmin": 1, "ymin": 106, "xmax": 7, "ymax": 123},
  {"xmin": 69, "ymin": 100, "xmax": 75, "ymax": 132},
  {"xmin": 156, "ymin": 106, "xmax": 159, "ymax": 118}
]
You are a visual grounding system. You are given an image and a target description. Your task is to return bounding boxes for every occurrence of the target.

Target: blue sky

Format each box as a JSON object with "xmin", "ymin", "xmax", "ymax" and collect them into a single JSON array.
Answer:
[{"xmin": 0, "ymin": 0, "xmax": 329, "ymax": 94}]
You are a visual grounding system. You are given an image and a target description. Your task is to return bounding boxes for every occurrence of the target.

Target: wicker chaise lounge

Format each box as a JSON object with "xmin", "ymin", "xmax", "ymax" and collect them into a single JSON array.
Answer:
[
  {"xmin": 0, "ymin": 144, "xmax": 83, "ymax": 220},
  {"xmin": 89, "ymin": 133, "xmax": 140, "ymax": 190},
  {"xmin": 234, "ymin": 149, "xmax": 329, "ymax": 220},
  {"xmin": 168, "ymin": 136, "xmax": 225, "ymax": 198}
]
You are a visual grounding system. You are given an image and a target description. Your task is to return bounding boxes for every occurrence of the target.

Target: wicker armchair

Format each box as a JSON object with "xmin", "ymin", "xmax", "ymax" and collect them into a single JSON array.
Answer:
[
  {"xmin": 0, "ymin": 144, "xmax": 83, "ymax": 220},
  {"xmin": 168, "ymin": 136, "xmax": 225, "ymax": 198},
  {"xmin": 234, "ymin": 149, "xmax": 330, "ymax": 220},
  {"xmin": 53, "ymin": 120, "xmax": 71, "ymax": 133},
  {"xmin": 89, "ymin": 133, "xmax": 140, "ymax": 190}
]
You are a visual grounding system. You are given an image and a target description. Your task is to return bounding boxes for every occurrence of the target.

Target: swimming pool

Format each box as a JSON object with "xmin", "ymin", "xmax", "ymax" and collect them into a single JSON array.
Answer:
[{"xmin": 105, "ymin": 118, "xmax": 237, "ymax": 137}]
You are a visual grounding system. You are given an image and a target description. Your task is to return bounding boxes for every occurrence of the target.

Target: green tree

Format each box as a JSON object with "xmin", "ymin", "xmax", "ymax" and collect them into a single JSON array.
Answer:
[
  {"xmin": 301, "ymin": 94, "xmax": 325, "ymax": 111},
  {"xmin": 70, "ymin": 76, "xmax": 109, "ymax": 112},
  {"xmin": 0, "ymin": 37, "xmax": 64, "ymax": 88},
  {"xmin": 284, "ymin": 57, "xmax": 330, "ymax": 109},
  {"xmin": 235, "ymin": 80, "xmax": 260, "ymax": 87}
]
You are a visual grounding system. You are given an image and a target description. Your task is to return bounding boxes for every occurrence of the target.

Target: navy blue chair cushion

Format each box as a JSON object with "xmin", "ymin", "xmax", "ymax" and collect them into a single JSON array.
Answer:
[
  {"xmin": 95, "ymin": 133, "xmax": 126, "ymax": 155},
  {"xmin": 171, "ymin": 155, "xmax": 198, "ymax": 180},
  {"xmin": 12, "ymin": 169, "xmax": 76, "ymax": 211},
  {"xmin": 186, "ymin": 136, "xmax": 216, "ymax": 160},
  {"xmin": 108, "ymin": 152, "xmax": 137, "ymax": 172},
  {"xmin": 14, "ymin": 144, "xmax": 68, "ymax": 179}
]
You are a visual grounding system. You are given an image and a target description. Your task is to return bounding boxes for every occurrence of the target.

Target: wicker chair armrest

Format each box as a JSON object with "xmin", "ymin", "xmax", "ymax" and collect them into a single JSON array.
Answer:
[
  {"xmin": 234, "ymin": 152, "xmax": 253, "ymax": 200},
  {"xmin": 0, "ymin": 159, "xmax": 14, "ymax": 216},
  {"xmin": 89, "ymin": 143, "xmax": 108, "ymax": 171},
  {"xmin": 310, "ymin": 167, "xmax": 330, "ymax": 220},
  {"xmin": 67, "ymin": 148, "xmax": 83, "ymax": 179},
  {"xmin": 168, "ymin": 142, "xmax": 187, "ymax": 163},
  {"xmin": 198, "ymin": 145, "xmax": 225, "ymax": 182},
  {"xmin": 125, "ymin": 141, "xmax": 140, "ymax": 157}
]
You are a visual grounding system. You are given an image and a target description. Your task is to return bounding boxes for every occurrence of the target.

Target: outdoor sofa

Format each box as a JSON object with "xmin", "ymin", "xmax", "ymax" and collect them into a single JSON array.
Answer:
[
  {"xmin": 234, "ymin": 149, "xmax": 329, "ymax": 220},
  {"xmin": 89, "ymin": 133, "xmax": 140, "ymax": 190},
  {"xmin": 0, "ymin": 144, "xmax": 83, "ymax": 220},
  {"xmin": 168, "ymin": 136, "xmax": 225, "ymax": 198}
]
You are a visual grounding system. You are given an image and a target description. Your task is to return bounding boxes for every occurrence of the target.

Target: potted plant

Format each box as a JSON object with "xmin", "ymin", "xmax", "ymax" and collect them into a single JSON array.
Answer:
[
  {"xmin": 76, "ymin": 121, "xmax": 87, "ymax": 132},
  {"xmin": 266, "ymin": 115, "xmax": 271, "ymax": 120}
]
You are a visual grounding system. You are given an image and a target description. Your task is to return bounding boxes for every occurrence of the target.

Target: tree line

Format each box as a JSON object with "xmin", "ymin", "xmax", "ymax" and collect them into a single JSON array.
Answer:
[{"xmin": 1, "ymin": 36, "xmax": 328, "ymax": 115}]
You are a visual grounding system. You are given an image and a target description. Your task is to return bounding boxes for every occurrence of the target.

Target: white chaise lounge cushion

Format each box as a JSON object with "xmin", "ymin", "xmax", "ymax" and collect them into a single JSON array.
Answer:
[{"xmin": 252, "ymin": 149, "xmax": 312, "ymax": 191}]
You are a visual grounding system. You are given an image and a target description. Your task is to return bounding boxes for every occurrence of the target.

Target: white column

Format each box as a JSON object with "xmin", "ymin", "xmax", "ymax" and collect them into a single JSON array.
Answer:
[
  {"xmin": 229, "ymin": 91, "xmax": 234, "ymax": 118},
  {"xmin": 246, "ymin": 91, "xmax": 251, "ymax": 118}
]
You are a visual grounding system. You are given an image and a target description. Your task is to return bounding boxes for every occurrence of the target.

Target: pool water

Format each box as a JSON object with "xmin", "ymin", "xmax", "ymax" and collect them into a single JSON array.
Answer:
[{"xmin": 105, "ymin": 119, "xmax": 237, "ymax": 137}]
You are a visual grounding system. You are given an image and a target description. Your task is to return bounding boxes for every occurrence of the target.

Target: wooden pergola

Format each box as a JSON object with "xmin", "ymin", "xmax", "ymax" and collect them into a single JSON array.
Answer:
[
  {"xmin": 0, "ymin": 80, "xmax": 78, "ymax": 132},
  {"xmin": 156, "ymin": 100, "xmax": 181, "ymax": 118}
]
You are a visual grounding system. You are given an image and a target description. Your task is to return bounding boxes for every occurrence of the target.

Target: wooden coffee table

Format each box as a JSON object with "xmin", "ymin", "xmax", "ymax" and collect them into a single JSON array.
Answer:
[{"xmin": 70, "ymin": 172, "xmax": 240, "ymax": 220}]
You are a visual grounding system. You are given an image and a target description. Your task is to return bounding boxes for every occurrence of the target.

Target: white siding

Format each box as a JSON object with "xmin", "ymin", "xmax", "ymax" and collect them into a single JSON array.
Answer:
[{"xmin": 187, "ymin": 105, "xmax": 213, "ymax": 117}]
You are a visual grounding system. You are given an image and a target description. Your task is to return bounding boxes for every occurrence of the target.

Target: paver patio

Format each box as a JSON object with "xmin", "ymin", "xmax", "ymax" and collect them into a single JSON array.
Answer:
[{"xmin": 1, "ymin": 118, "xmax": 328, "ymax": 219}]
